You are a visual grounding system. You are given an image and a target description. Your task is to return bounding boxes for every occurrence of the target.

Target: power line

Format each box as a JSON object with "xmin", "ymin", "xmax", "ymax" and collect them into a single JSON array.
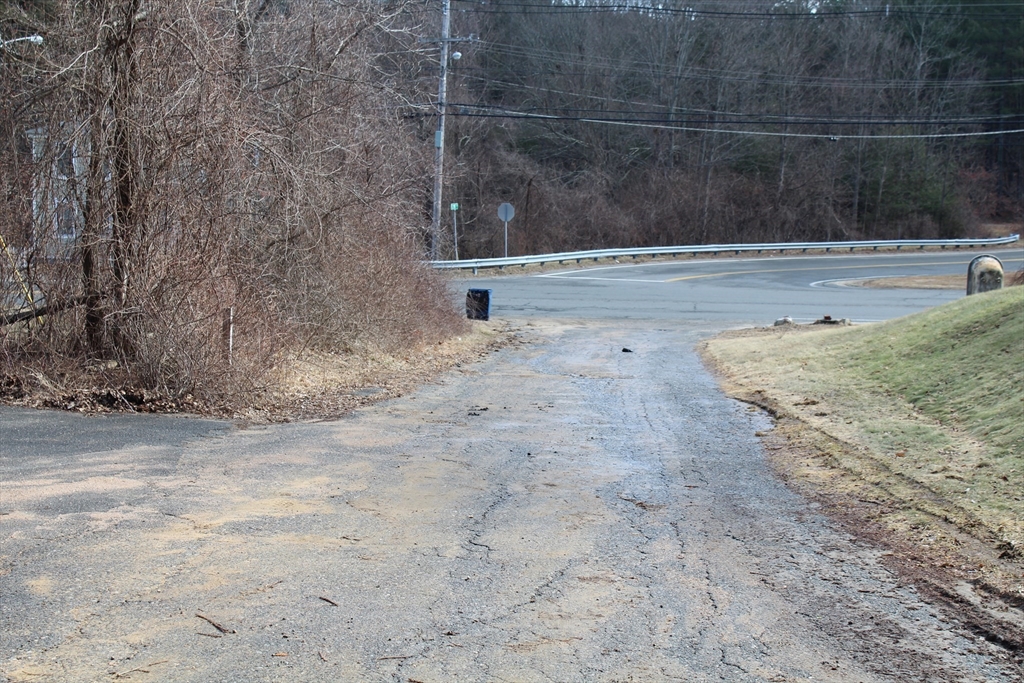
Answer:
[
  {"xmin": 451, "ymin": 1, "xmax": 1022, "ymax": 19},
  {"xmin": 411, "ymin": 96, "xmax": 1022, "ymax": 126},
  {"xmin": 451, "ymin": 0, "xmax": 1024, "ymax": 7},
  {"xmin": 449, "ymin": 73, "xmax": 1019, "ymax": 120},
  {"xmin": 447, "ymin": 100, "xmax": 1018, "ymax": 125},
  {"xmin": 455, "ymin": 39, "xmax": 1023, "ymax": 90},
  {"xmin": 459, "ymin": 57, "xmax": 1023, "ymax": 91},
  {"xmin": 436, "ymin": 102, "xmax": 1024, "ymax": 139}
]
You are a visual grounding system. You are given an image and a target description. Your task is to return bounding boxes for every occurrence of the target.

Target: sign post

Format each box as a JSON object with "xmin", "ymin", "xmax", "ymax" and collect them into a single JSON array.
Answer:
[
  {"xmin": 450, "ymin": 202, "xmax": 459, "ymax": 260},
  {"xmin": 497, "ymin": 202, "xmax": 515, "ymax": 258}
]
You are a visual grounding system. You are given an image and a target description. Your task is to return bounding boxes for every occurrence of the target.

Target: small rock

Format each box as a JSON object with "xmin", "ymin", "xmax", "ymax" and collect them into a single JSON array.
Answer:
[{"xmin": 622, "ymin": 348, "xmax": 633, "ymax": 353}]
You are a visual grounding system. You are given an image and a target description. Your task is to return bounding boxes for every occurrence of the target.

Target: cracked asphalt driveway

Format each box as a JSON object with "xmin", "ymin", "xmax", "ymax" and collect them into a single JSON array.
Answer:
[{"xmin": 1, "ymin": 320, "xmax": 1019, "ymax": 681}]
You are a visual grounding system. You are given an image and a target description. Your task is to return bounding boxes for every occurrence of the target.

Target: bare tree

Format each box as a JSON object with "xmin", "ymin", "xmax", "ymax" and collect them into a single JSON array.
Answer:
[{"xmin": 439, "ymin": 0, "xmax": 991, "ymax": 257}]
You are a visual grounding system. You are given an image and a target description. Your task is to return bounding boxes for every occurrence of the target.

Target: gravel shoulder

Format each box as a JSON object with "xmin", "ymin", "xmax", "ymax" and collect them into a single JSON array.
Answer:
[{"xmin": 2, "ymin": 320, "xmax": 1020, "ymax": 681}]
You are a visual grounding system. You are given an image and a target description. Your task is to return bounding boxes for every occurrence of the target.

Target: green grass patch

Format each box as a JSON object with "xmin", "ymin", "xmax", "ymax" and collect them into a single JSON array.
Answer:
[
  {"xmin": 704, "ymin": 286, "xmax": 1023, "ymax": 557},
  {"xmin": 843, "ymin": 287, "xmax": 1023, "ymax": 459}
]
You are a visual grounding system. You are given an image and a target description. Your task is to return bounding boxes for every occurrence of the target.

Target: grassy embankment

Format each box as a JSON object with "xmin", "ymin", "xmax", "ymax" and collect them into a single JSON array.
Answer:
[{"xmin": 703, "ymin": 286, "xmax": 1023, "ymax": 601}]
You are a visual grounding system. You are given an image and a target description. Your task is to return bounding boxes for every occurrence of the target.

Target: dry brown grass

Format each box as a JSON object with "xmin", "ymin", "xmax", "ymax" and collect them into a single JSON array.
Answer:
[
  {"xmin": 850, "ymin": 274, "xmax": 963, "ymax": 289},
  {"xmin": 1, "ymin": 320, "xmax": 517, "ymax": 422},
  {"xmin": 244, "ymin": 320, "xmax": 519, "ymax": 422}
]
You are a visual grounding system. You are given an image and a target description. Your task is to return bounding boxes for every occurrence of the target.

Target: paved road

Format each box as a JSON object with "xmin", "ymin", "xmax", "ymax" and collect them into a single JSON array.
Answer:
[
  {"xmin": 2, "ymin": 249, "xmax": 1022, "ymax": 681},
  {"xmin": 456, "ymin": 247, "xmax": 1023, "ymax": 323}
]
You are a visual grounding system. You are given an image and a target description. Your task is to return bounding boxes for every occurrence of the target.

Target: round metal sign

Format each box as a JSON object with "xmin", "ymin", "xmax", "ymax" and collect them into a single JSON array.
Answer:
[{"xmin": 497, "ymin": 202, "xmax": 515, "ymax": 222}]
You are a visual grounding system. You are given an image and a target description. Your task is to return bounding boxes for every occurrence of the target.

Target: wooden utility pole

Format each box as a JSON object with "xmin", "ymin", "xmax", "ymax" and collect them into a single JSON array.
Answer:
[{"xmin": 430, "ymin": 0, "xmax": 451, "ymax": 261}]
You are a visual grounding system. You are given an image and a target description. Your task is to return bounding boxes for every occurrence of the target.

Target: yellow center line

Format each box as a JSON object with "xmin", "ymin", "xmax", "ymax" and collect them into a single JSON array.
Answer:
[{"xmin": 664, "ymin": 257, "xmax": 1023, "ymax": 283}]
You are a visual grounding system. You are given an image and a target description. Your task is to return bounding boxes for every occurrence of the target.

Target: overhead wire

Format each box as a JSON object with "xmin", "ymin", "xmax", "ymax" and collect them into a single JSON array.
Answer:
[
  {"xmin": 424, "ymin": 2, "xmax": 1023, "ymax": 139},
  {"xmin": 443, "ymin": 38, "xmax": 1024, "ymax": 90},
  {"xmin": 439, "ymin": 93, "xmax": 1021, "ymax": 125},
  {"xmin": 450, "ymin": 0, "xmax": 1022, "ymax": 19},
  {"xmin": 461, "ymin": 61, "xmax": 1022, "ymax": 92},
  {"xmin": 439, "ymin": 103, "xmax": 1024, "ymax": 138},
  {"xmin": 451, "ymin": 73, "xmax": 1021, "ymax": 123}
]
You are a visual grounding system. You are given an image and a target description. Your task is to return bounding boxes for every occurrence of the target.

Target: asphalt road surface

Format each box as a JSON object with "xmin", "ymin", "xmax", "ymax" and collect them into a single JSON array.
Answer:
[
  {"xmin": 457, "ymin": 247, "xmax": 1023, "ymax": 323},
  {"xmin": 2, "ymin": 249, "xmax": 1022, "ymax": 682}
]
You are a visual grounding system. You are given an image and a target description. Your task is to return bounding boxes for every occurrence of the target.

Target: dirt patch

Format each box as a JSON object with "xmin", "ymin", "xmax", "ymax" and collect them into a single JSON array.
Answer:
[
  {"xmin": 238, "ymin": 320, "xmax": 522, "ymax": 423},
  {"xmin": 0, "ymin": 320, "xmax": 521, "ymax": 424},
  {"xmin": 849, "ymin": 274, "xmax": 964, "ymax": 289}
]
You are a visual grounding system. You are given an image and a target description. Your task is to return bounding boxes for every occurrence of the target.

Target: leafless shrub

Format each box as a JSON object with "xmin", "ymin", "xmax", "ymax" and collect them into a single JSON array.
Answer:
[{"xmin": 1, "ymin": 0, "xmax": 464, "ymax": 409}]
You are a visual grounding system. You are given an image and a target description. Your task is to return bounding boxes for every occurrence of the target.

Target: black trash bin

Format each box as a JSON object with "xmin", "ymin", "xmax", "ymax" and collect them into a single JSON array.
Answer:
[{"xmin": 466, "ymin": 288, "xmax": 492, "ymax": 320}]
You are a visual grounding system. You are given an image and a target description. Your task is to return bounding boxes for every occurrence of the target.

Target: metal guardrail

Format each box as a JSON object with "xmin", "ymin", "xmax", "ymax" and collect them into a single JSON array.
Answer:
[{"xmin": 431, "ymin": 235, "xmax": 1021, "ymax": 272}]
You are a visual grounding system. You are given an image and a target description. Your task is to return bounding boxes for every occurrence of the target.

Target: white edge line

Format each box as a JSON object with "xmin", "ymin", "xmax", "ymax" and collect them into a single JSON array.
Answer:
[
  {"xmin": 538, "ymin": 276, "xmax": 667, "ymax": 283},
  {"xmin": 810, "ymin": 277, "xmax": 877, "ymax": 288},
  {"xmin": 533, "ymin": 248, "xmax": 1024, "ymax": 280}
]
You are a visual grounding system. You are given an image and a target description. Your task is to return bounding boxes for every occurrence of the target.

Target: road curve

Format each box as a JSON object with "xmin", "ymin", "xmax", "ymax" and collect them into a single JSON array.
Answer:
[{"xmin": 456, "ymin": 247, "xmax": 1023, "ymax": 324}]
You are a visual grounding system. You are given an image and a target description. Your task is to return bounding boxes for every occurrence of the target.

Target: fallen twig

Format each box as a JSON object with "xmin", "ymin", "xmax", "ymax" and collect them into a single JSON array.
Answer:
[
  {"xmin": 195, "ymin": 613, "xmax": 236, "ymax": 634},
  {"xmin": 110, "ymin": 386, "xmax": 138, "ymax": 413},
  {"xmin": 239, "ymin": 580, "xmax": 283, "ymax": 597},
  {"xmin": 319, "ymin": 596, "xmax": 339, "ymax": 606},
  {"xmin": 112, "ymin": 660, "xmax": 168, "ymax": 679},
  {"xmin": 113, "ymin": 667, "xmax": 146, "ymax": 679}
]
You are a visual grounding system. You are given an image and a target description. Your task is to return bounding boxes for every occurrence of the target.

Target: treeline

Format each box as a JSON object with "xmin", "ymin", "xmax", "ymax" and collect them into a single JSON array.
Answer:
[
  {"xmin": 432, "ymin": 0, "xmax": 1023, "ymax": 258},
  {"xmin": 1, "ymin": 0, "xmax": 462, "ymax": 401}
]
